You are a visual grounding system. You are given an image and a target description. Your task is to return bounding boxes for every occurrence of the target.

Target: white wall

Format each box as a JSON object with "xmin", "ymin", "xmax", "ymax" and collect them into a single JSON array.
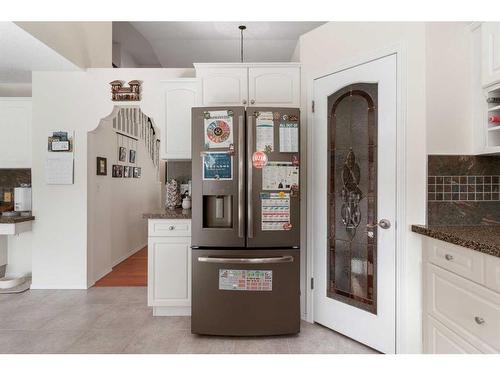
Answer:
[
  {"xmin": 299, "ymin": 22, "xmax": 427, "ymax": 353},
  {"xmin": 426, "ymin": 22, "xmax": 475, "ymax": 154},
  {"xmin": 16, "ymin": 22, "xmax": 112, "ymax": 68},
  {"xmin": 87, "ymin": 107, "xmax": 162, "ymax": 285},
  {"xmin": 31, "ymin": 68, "xmax": 194, "ymax": 289}
]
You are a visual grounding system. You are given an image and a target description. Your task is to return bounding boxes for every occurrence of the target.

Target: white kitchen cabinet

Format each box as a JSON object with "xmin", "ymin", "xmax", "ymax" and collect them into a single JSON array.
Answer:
[
  {"xmin": 0, "ymin": 98, "xmax": 32, "ymax": 168},
  {"xmin": 148, "ymin": 219, "xmax": 191, "ymax": 316},
  {"xmin": 422, "ymin": 237, "xmax": 500, "ymax": 354},
  {"xmin": 162, "ymin": 79, "xmax": 201, "ymax": 160},
  {"xmin": 248, "ymin": 66, "xmax": 300, "ymax": 107},
  {"xmin": 195, "ymin": 63, "xmax": 300, "ymax": 107},
  {"xmin": 481, "ymin": 22, "xmax": 500, "ymax": 87},
  {"xmin": 195, "ymin": 66, "xmax": 248, "ymax": 106}
]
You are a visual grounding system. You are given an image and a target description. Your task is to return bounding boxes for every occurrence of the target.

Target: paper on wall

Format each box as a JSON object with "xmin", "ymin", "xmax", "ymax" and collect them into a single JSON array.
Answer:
[
  {"xmin": 46, "ymin": 152, "xmax": 74, "ymax": 185},
  {"xmin": 262, "ymin": 161, "xmax": 299, "ymax": 191},
  {"xmin": 256, "ymin": 111, "xmax": 274, "ymax": 153},
  {"xmin": 261, "ymin": 192, "xmax": 290, "ymax": 231},
  {"xmin": 279, "ymin": 121, "xmax": 299, "ymax": 152},
  {"xmin": 204, "ymin": 110, "xmax": 233, "ymax": 149}
]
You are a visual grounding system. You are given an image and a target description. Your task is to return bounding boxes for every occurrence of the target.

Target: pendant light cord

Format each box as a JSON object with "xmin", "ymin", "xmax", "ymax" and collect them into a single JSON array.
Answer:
[{"xmin": 239, "ymin": 25, "xmax": 246, "ymax": 63}]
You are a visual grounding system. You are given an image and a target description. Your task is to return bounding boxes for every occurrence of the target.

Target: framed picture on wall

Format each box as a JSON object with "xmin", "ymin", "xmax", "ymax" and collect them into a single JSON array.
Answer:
[
  {"xmin": 133, "ymin": 167, "xmax": 141, "ymax": 178},
  {"xmin": 112, "ymin": 165, "xmax": 123, "ymax": 178},
  {"xmin": 124, "ymin": 166, "xmax": 131, "ymax": 178},
  {"xmin": 129, "ymin": 149, "xmax": 136, "ymax": 163},
  {"xmin": 96, "ymin": 157, "xmax": 107, "ymax": 176},
  {"xmin": 119, "ymin": 147, "xmax": 127, "ymax": 162}
]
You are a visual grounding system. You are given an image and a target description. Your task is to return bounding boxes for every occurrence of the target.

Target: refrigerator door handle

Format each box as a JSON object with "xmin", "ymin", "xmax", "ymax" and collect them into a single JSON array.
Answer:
[
  {"xmin": 197, "ymin": 256, "xmax": 294, "ymax": 264},
  {"xmin": 238, "ymin": 114, "xmax": 245, "ymax": 238},
  {"xmin": 247, "ymin": 114, "xmax": 254, "ymax": 238}
]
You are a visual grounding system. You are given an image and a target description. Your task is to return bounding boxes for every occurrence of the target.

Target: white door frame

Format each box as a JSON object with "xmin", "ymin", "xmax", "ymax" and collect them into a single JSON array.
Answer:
[{"xmin": 305, "ymin": 45, "xmax": 408, "ymax": 353}]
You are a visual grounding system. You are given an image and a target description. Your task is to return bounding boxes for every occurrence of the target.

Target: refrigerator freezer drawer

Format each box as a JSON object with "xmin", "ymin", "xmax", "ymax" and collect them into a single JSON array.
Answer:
[{"xmin": 191, "ymin": 248, "xmax": 300, "ymax": 336}]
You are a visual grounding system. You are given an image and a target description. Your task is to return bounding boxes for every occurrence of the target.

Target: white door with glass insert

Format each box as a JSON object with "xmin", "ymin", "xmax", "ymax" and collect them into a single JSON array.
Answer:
[{"xmin": 312, "ymin": 54, "xmax": 397, "ymax": 353}]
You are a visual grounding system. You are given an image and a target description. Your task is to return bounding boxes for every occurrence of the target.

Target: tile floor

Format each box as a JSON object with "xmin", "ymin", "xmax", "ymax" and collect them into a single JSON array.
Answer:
[{"xmin": 0, "ymin": 287, "xmax": 377, "ymax": 354}]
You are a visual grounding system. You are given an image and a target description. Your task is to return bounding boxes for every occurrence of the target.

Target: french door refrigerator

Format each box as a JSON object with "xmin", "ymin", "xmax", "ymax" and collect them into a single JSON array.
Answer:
[{"xmin": 191, "ymin": 106, "xmax": 300, "ymax": 336}]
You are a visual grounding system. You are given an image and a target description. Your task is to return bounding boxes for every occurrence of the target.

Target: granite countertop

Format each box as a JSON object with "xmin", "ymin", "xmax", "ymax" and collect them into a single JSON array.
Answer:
[
  {"xmin": 0, "ymin": 215, "xmax": 35, "ymax": 224},
  {"xmin": 143, "ymin": 208, "xmax": 191, "ymax": 220},
  {"xmin": 412, "ymin": 224, "xmax": 500, "ymax": 258}
]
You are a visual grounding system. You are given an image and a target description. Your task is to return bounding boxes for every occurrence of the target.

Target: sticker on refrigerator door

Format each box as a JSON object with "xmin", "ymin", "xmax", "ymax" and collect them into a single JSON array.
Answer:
[
  {"xmin": 203, "ymin": 152, "xmax": 232, "ymax": 180},
  {"xmin": 261, "ymin": 192, "xmax": 291, "ymax": 231},
  {"xmin": 219, "ymin": 269, "xmax": 272, "ymax": 291},
  {"xmin": 204, "ymin": 110, "xmax": 233, "ymax": 149},
  {"xmin": 252, "ymin": 151, "xmax": 268, "ymax": 168},
  {"xmin": 262, "ymin": 162, "xmax": 299, "ymax": 191},
  {"xmin": 255, "ymin": 111, "xmax": 274, "ymax": 153},
  {"xmin": 279, "ymin": 121, "xmax": 298, "ymax": 153}
]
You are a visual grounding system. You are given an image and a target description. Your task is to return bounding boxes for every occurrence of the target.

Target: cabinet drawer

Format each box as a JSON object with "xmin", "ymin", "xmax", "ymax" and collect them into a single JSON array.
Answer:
[
  {"xmin": 148, "ymin": 219, "xmax": 191, "ymax": 237},
  {"xmin": 424, "ymin": 237, "xmax": 484, "ymax": 284},
  {"xmin": 426, "ymin": 263, "xmax": 500, "ymax": 353},
  {"xmin": 424, "ymin": 315, "xmax": 481, "ymax": 354},
  {"xmin": 485, "ymin": 253, "xmax": 500, "ymax": 293}
]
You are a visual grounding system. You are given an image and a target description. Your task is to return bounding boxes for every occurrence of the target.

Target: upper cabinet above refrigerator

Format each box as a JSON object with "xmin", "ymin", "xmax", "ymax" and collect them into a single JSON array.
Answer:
[
  {"xmin": 161, "ymin": 79, "xmax": 201, "ymax": 160},
  {"xmin": 195, "ymin": 63, "xmax": 301, "ymax": 108}
]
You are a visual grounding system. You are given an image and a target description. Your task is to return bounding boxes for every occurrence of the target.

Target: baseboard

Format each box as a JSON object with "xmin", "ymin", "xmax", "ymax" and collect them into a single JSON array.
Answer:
[
  {"xmin": 153, "ymin": 306, "xmax": 191, "ymax": 316},
  {"xmin": 30, "ymin": 283, "xmax": 88, "ymax": 290},
  {"xmin": 89, "ymin": 267, "xmax": 113, "ymax": 287},
  {"xmin": 111, "ymin": 242, "xmax": 147, "ymax": 268}
]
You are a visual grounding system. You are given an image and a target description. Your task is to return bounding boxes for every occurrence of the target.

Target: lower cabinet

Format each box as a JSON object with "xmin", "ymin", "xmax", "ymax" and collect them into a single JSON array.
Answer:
[
  {"xmin": 148, "ymin": 219, "xmax": 191, "ymax": 316},
  {"xmin": 423, "ymin": 237, "xmax": 500, "ymax": 353}
]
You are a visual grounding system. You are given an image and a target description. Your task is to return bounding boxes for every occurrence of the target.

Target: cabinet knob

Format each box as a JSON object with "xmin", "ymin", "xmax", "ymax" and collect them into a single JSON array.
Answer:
[
  {"xmin": 168, "ymin": 225, "xmax": 175, "ymax": 230},
  {"xmin": 474, "ymin": 316, "xmax": 485, "ymax": 325},
  {"xmin": 250, "ymin": 99, "xmax": 255, "ymax": 104},
  {"xmin": 242, "ymin": 99, "xmax": 247, "ymax": 105},
  {"xmin": 445, "ymin": 254, "xmax": 454, "ymax": 261}
]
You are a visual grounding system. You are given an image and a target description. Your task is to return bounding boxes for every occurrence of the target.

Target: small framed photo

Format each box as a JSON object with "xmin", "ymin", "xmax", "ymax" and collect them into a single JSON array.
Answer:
[
  {"xmin": 129, "ymin": 149, "xmax": 136, "ymax": 163},
  {"xmin": 112, "ymin": 165, "xmax": 123, "ymax": 178},
  {"xmin": 133, "ymin": 167, "xmax": 141, "ymax": 178},
  {"xmin": 119, "ymin": 147, "xmax": 127, "ymax": 162},
  {"xmin": 96, "ymin": 157, "xmax": 107, "ymax": 176},
  {"xmin": 124, "ymin": 166, "xmax": 131, "ymax": 178}
]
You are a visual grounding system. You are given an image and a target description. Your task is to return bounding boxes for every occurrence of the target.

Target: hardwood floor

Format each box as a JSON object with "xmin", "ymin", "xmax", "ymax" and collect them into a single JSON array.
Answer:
[{"xmin": 94, "ymin": 247, "xmax": 147, "ymax": 287}]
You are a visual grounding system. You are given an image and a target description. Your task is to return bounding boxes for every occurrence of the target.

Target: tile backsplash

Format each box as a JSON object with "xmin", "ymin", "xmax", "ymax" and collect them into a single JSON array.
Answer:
[
  {"xmin": 428, "ymin": 175, "xmax": 499, "ymax": 202},
  {"xmin": 427, "ymin": 155, "xmax": 500, "ymax": 226},
  {"xmin": 0, "ymin": 169, "xmax": 31, "ymax": 210},
  {"xmin": 165, "ymin": 160, "xmax": 191, "ymax": 184}
]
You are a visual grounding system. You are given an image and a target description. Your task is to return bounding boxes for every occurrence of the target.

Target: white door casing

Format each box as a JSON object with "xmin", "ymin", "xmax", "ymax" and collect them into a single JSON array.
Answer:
[{"xmin": 311, "ymin": 54, "xmax": 397, "ymax": 354}]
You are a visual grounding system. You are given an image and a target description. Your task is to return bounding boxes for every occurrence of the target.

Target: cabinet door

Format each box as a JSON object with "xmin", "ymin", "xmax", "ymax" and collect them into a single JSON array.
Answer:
[
  {"xmin": 248, "ymin": 67, "xmax": 300, "ymax": 107},
  {"xmin": 148, "ymin": 237, "xmax": 191, "ymax": 307},
  {"xmin": 163, "ymin": 80, "xmax": 200, "ymax": 159},
  {"xmin": 481, "ymin": 22, "xmax": 500, "ymax": 86},
  {"xmin": 197, "ymin": 67, "xmax": 248, "ymax": 106},
  {"xmin": 424, "ymin": 315, "xmax": 481, "ymax": 354},
  {"xmin": 0, "ymin": 99, "xmax": 31, "ymax": 168}
]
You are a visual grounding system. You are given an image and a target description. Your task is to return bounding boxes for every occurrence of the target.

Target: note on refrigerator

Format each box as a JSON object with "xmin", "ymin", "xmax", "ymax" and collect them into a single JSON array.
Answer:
[
  {"xmin": 279, "ymin": 121, "xmax": 299, "ymax": 152},
  {"xmin": 256, "ymin": 111, "xmax": 274, "ymax": 153},
  {"xmin": 261, "ymin": 192, "xmax": 291, "ymax": 231},
  {"xmin": 262, "ymin": 162, "xmax": 299, "ymax": 191},
  {"xmin": 46, "ymin": 152, "xmax": 74, "ymax": 185}
]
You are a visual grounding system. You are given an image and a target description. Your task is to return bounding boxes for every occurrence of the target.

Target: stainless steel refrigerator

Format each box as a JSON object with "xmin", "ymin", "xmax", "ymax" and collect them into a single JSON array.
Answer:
[{"xmin": 191, "ymin": 106, "xmax": 300, "ymax": 336}]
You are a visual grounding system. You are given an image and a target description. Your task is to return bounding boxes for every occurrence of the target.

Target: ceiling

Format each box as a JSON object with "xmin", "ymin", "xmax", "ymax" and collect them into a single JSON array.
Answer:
[
  {"xmin": 0, "ymin": 22, "xmax": 79, "ymax": 83},
  {"xmin": 119, "ymin": 22, "xmax": 325, "ymax": 68}
]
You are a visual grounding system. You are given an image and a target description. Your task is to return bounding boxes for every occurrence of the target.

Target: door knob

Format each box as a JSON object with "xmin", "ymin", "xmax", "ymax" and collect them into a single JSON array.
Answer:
[
  {"xmin": 250, "ymin": 99, "xmax": 255, "ymax": 104},
  {"xmin": 242, "ymin": 99, "xmax": 247, "ymax": 105},
  {"xmin": 366, "ymin": 219, "xmax": 391, "ymax": 230}
]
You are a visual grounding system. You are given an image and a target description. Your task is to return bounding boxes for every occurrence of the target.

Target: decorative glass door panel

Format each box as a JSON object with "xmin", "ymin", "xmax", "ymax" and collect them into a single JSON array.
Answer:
[{"xmin": 327, "ymin": 83, "xmax": 378, "ymax": 314}]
